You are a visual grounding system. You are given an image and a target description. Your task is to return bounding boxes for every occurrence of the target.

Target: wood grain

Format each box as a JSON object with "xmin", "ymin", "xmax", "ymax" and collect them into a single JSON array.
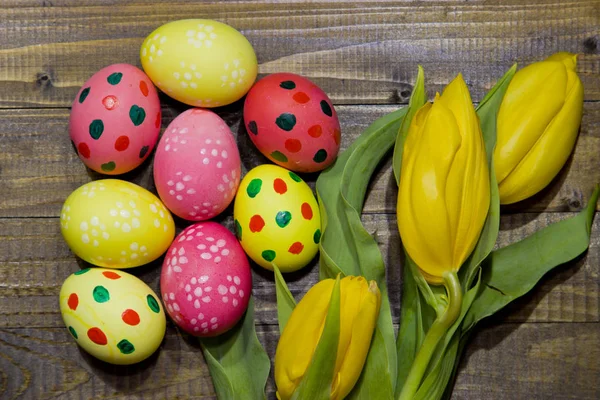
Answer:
[
  {"xmin": 0, "ymin": 1, "xmax": 598, "ymax": 107},
  {"xmin": 1, "ymin": 322, "xmax": 598, "ymax": 399},
  {"xmin": 1, "ymin": 103, "xmax": 599, "ymax": 219},
  {"xmin": 1, "ymin": 212, "xmax": 598, "ymax": 329}
]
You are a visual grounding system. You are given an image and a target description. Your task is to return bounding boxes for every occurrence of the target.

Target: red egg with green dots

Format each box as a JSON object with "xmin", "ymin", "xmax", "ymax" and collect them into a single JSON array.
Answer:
[
  {"xmin": 69, "ymin": 64, "xmax": 161, "ymax": 175},
  {"xmin": 243, "ymin": 72, "xmax": 341, "ymax": 173}
]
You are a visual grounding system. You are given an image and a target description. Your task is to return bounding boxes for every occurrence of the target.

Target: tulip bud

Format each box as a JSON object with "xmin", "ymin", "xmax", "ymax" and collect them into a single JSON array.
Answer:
[
  {"xmin": 494, "ymin": 52, "xmax": 584, "ymax": 204},
  {"xmin": 397, "ymin": 74, "xmax": 490, "ymax": 284},
  {"xmin": 274, "ymin": 276, "xmax": 381, "ymax": 400}
]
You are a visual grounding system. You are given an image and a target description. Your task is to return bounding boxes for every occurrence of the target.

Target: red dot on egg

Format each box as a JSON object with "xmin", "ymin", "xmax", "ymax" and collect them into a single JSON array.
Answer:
[
  {"xmin": 68, "ymin": 293, "xmax": 79, "ymax": 310},
  {"xmin": 77, "ymin": 143, "xmax": 91, "ymax": 159},
  {"xmin": 301, "ymin": 202, "xmax": 313, "ymax": 220},
  {"xmin": 102, "ymin": 271, "xmax": 121, "ymax": 280},
  {"xmin": 273, "ymin": 178, "xmax": 288, "ymax": 194},
  {"xmin": 102, "ymin": 95, "xmax": 119, "ymax": 111},
  {"xmin": 87, "ymin": 327, "xmax": 108, "ymax": 345},
  {"xmin": 122, "ymin": 309, "xmax": 140, "ymax": 326},
  {"xmin": 288, "ymin": 241, "xmax": 304, "ymax": 254},
  {"xmin": 308, "ymin": 125, "xmax": 322, "ymax": 138},
  {"xmin": 333, "ymin": 128, "xmax": 341, "ymax": 146},
  {"xmin": 284, "ymin": 139, "xmax": 302, "ymax": 153},
  {"xmin": 249, "ymin": 215, "xmax": 265, "ymax": 233},
  {"xmin": 292, "ymin": 92, "xmax": 310, "ymax": 104},
  {"xmin": 155, "ymin": 111, "xmax": 161, "ymax": 129},
  {"xmin": 114, "ymin": 136, "xmax": 130, "ymax": 152},
  {"xmin": 139, "ymin": 80, "xmax": 149, "ymax": 97}
]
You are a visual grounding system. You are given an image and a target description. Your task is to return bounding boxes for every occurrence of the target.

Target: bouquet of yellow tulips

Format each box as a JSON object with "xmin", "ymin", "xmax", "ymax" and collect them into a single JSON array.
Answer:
[{"xmin": 200, "ymin": 52, "xmax": 597, "ymax": 400}]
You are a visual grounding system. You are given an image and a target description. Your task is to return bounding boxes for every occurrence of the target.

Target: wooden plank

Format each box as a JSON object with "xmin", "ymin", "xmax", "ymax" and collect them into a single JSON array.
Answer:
[
  {"xmin": 1, "ymin": 212, "xmax": 598, "ymax": 329},
  {"xmin": 453, "ymin": 322, "xmax": 600, "ymax": 400},
  {"xmin": 1, "ymin": 103, "xmax": 599, "ymax": 218},
  {"xmin": 0, "ymin": 322, "xmax": 598, "ymax": 399},
  {"xmin": 0, "ymin": 1, "xmax": 598, "ymax": 107}
]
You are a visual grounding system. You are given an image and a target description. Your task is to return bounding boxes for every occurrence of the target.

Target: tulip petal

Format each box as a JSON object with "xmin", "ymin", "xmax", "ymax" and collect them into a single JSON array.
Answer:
[
  {"xmin": 497, "ymin": 67, "xmax": 584, "ymax": 204},
  {"xmin": 275, "ymin": 279, "xmax": 334, "ymax": 399},
  {"xmin": 495, "ymin": 60, "xmax": 567, "ymax": 184}
]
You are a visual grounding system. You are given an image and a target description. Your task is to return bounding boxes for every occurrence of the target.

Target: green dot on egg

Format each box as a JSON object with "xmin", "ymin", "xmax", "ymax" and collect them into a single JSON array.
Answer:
[
  {"xmin": 93, "ymin": 286, "xmax": 110, "ymax": 303},
  {"xmin": 101, "ymin": 161, "xmax": 116, "ymax": 172},
  {"xmin": 68, "ymin": 326, "xmax": 78, "ymax": 339},
  {"xmin": 279, "ymin": 80, "xmax": 296, "ymax": 90},
  {"xmin": 234, "ymin": 219, "xmax": 243, "ymax": 241},
  {"xmin": 262, "ymin": 250, "xmax": 276, "ymax": 262},
  {"xmin": 314, "ymin": 229, "xmax": 322, "ymax": 244},
  {"xmin": 246, "ymin": 179, "xmax": 263, "ymax": 198},
  {"xmin": 275, "ymin": 211, "xmax": 292, "ymax": 228},
  {"xmin": 271, "ymin": 151, "xmax": 288, "ymax": 163},
  {"xmin": 107, "ymin": 72, "xmax": 123, "ymax": 85},
  {"xmin": 89, "ymin": 119, "xmax": 104, "ymax": 140},
  {"xmin": 289, "ymin": 172, "xmax": 302, "ymax": 182},
  {"xmin": 117, "ymin": 339, "xmax": 135, "ymax": 354},
  {"xmin": 79, "ymin": 87, "xmax": 91, "ymax": 104},
  {"xmin": 146, "ymin": 294, "xmax": 160, "ymax": 313},
  {"xmin": 129, "ymin": 105, "xmax": 146, "ymax": 126},
  {"xmin": 74, "ymin": 268, "xmax": 91, "ymax": 276}
]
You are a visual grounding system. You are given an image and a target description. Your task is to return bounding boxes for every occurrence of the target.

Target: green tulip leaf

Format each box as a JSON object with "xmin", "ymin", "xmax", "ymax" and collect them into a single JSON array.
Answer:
[
  {"xmin": 317, "ymin": 106, "xmax": 409, "ymax": 397},
  {"xmin": 200, "ymin": 296, "xmax": 270, "ymax": 400},
  {"xmin": 463, "ymin": 185, "xmax": 599, "ymax": 332},
  {"xmin": 393, "ymin": 65, "xmax": 427, "ymax": 185},
  {"xmin": 273, "ymin": 263, "xmax": 296, "ymax": 334},
  {"xmin": 291, "ymin": 276, "xmax": 341, "ymax": 400}
]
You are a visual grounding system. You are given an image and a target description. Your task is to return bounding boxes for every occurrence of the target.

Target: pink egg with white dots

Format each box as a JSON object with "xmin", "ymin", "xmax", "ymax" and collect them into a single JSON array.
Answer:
[
  {"xmin": 69, "ymin": 63, "xmax": 161, "ymax": 175},
  {"xmin": 153, "ymin": 109, "xmax": 241, "ymax": 221},
  {"xmin": 160, "ymin": 222, "xmax": 252, "ymax": 337}
]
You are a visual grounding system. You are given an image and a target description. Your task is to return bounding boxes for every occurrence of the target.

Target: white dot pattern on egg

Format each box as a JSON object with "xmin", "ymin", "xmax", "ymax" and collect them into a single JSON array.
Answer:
[
  {"xmin": 153, "ymin": 109, "xmax": 241, "ymax": 221},
  {"xmin": 160, "ymin": 222, "xmax": 251, "ymax": 337},
  {"xmin": 60, "ymin": 180, "xmax": 175, "ymax": 269},
  {"xmin": 140, "ymin": 19, "xmax": 257, "ymax": 108}
]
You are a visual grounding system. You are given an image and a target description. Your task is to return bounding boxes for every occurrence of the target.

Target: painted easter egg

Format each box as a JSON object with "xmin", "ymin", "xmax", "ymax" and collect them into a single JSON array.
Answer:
[
  {"xmin": 140, "ymin": 19, "xmax": 258, "ymax": 107},
  {"xmin": 153, "ymin": 109, "xmax": 241, "ymax": 221},
  {"xmin": 60, "ymin": 180, "xmax": 175, "ymax": 268},
  {"xmin": 243, "ymin": 73, "xmax": 341, "ymax": 173},
  {"xmin": 233, "ymin": 164, "xmax": 321, "ymax": 273},
  {"xmin": 160, "ymin": 222, "xmax": 252, "ymax": 337},
  {"xmin": 69, "ymin": 64, "xmax": 161, "ymax": 174},
  {"xmin": 59, "ymin": 267, "xmax": 166, "ymax": 365}
]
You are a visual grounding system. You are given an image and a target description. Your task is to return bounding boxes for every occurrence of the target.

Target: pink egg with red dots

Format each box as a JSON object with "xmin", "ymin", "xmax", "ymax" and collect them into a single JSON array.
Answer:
[
  {"xmin": 243, "ymin": 72, "xmax": 341, "ymax": 173},
  {"xmin": 69, "ymin": 63, "xmax": 161, "ymax": 174},
  {"xmin": 153, "ymin": 109, "xmax": 241, "ymax": 221},
  {"xmin": 160, "ymin": 222, "xmax": 252, "ymax": 337}
]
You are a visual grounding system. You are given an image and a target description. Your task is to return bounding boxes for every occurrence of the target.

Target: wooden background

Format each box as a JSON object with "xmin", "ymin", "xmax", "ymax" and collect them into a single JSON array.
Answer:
[{"xmin": 1, "ymin": 1, "xmax": 599, "ymax": 399}]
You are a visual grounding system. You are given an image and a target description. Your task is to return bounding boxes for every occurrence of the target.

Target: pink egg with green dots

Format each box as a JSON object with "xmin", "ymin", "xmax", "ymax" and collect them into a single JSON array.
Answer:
[
  {"xmin": 153, "ymin": 109, "xmax": 241, "ymax": 221},
  {"xmin": 243, "ymin": 72, "xmax": 341, "ymax": 173},
  {"xmin": 160, "ymin": 222, "xmax": 252, "ymax": 337},
  {"xmin": 69, "ymin": 63, "xmax": 161, "ymax": 175}
]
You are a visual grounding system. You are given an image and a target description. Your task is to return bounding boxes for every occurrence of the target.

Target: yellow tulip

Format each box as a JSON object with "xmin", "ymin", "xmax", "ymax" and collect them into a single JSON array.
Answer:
[
  {"xmin": 274, "ymin": 276, "xmax": 381, "ymax": 400},
  {"xmin": 494, "ymin": 52, "xmax": 584, "ymax": 204},
  {"xmin": 397, "ymin": 74, "xmax": 490, "ymax": 284}
]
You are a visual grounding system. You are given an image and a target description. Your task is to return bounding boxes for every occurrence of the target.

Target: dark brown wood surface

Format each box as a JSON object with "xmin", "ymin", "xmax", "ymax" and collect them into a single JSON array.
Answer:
[{"xmin": 0, "ymin": 1, "xmax": 599, "ymax": 399}]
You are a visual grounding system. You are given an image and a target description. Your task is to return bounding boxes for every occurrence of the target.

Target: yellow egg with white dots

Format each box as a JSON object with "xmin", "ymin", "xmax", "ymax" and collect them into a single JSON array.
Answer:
[
  {"xmin": 140, "ymin": 19, "xmax": 258, "ymax": 107},
  {"xmin": 60, "ymin": 179, "xmax": 175, "ymax": 269},
  {"xmin": 233, "ymin": 165, "xmax": 321, "ymax": 273}
]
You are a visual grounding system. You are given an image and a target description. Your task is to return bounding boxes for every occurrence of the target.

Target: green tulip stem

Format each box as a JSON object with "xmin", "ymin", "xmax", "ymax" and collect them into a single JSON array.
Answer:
[{"xmin": 398, "ymin": 271, "xmax": 462, "ymax": 400}]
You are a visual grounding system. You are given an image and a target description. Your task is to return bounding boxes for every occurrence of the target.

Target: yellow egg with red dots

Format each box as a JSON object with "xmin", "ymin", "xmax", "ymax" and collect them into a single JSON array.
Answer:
[
  {"xmin": 59, "ymin": 267, "xmax": 166, "ymax": 365},
  {"xmin": 140, "ymin": 19, "xmax": 258, "ymax": 107},
  {"xmin": 233, "ymin": 164, "xmax": 321, "ymax": 273},
  {"xmin": 60, "ymin": 179, "xmax": 175, "ymax": 269}
]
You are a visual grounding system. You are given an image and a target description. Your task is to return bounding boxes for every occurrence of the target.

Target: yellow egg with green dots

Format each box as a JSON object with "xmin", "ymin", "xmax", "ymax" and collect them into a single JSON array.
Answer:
[
  {"xmin": 140, "ymin": 19, "xmax": 258, "ymax": 107},
  {"xmin": 59, "ymin": 267, "xmax": 166, "ymax": 365},
  {"xmin": 233, "ymin": 164, "xmax": 321, "ymax": 273}
]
